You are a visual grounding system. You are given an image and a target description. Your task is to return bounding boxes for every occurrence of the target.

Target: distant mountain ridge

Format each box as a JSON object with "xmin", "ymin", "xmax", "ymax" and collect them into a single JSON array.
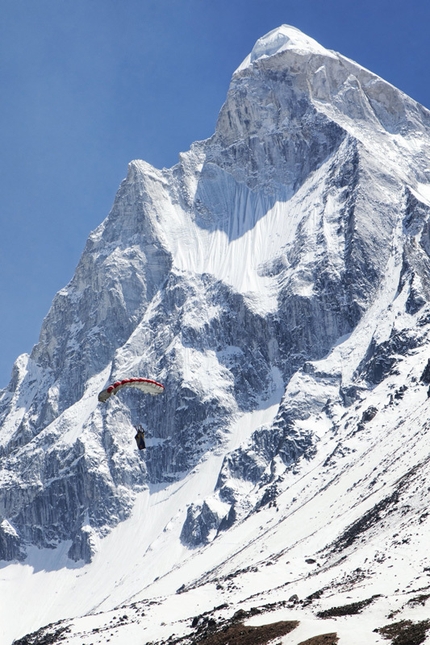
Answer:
[{"xmin": 2, "ymin": 25, "xmax": 430, "ymax": 645}]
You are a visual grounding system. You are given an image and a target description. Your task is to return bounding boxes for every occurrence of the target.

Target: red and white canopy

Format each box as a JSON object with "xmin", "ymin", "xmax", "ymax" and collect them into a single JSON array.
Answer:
[{"xmin": 98, "ymin": 377, "xmax": 164, "ymax": 403}]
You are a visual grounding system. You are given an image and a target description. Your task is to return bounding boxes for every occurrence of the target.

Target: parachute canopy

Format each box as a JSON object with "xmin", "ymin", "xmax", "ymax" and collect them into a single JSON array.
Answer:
[{"xmin": 98, "ymin": 377, "xmax": 165, "ymax": 403}]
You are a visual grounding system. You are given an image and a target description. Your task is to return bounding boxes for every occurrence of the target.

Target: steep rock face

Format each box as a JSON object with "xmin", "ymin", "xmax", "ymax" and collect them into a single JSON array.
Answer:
[
  {"xmin": 0, "ymin": 163, "xmax": 172, "ymax": 450},
  {"xmin": 1, "ymin": 25, "xmax": 430, "ymax": 564}
]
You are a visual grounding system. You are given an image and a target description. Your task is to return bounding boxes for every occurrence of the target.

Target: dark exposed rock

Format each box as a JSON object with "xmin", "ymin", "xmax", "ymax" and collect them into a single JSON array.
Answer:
[
  {"xmin": 316, "ymin": 595, "xmax": 381, "ymax": 618},
  {"xmin": 180, "ymin": 500, "xmax": 231, "ymax": 547},
  {"xmin": 420, "ymin": 359, "xmax": 430, "ymax": 384},
  {"xmin": 376, "ymin": 619, "xmax": 430, "ymax": 645},
  {"xmin": 355, "ymin": 330, "xmax": 419, "ymax": 386},
  {"xmin": 12, "ymin": 623, "xmax": 71, "ymax": 645},
  {"xmin": 361, "ymin": 406, "xmax": 378, "ymax": 423},
  {"xmin": 67, "ymin": 526, "xmax": 95, "ymax": 563},
  {"xmin": 0, "ymin": 519, "xmax": 26, "ymax": 562},
  {"xmin": 330, "ymin": 489, "xmax": 401, "ymax": 553}
]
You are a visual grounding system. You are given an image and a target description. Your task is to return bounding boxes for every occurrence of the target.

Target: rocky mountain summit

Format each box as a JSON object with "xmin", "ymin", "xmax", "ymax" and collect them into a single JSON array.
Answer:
[{"xmin": 2, "ymin": 25, "xmax": 430, "ymax": 645}]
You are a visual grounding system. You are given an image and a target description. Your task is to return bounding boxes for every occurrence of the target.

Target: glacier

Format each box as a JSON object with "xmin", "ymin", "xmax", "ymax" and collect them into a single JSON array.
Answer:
[{"xmin": 2, "ymin": 24, "xmax": 430, "ymax": 645}]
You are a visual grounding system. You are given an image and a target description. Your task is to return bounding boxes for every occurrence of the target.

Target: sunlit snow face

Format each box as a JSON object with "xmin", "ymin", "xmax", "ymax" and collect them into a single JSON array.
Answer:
[{"xmin": 236, "ymin": 24, "xmax": 332, "ymax": 72}]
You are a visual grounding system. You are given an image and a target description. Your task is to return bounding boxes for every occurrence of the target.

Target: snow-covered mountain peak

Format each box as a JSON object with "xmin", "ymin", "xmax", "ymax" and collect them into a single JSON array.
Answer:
[
  {"xmin": 3, "ymin": 25, "xmax": 430, "ymax": 645},
  {"xmin": 227, "ymin": 24, "xmax": 430, "ymax": 201},
  {"xmin": 237, "ymin": 24, "xmax": 334, "ymax": 72}
]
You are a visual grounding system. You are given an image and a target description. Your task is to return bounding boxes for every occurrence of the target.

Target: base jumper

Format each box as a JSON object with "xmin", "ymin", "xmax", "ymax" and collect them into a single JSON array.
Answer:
[
  {"xmin": 135, "ymin": 425, "xmax": 146, "ymax": 450},
  {"xmin": 97, "ymin": 377, "xmax": 164, "ymax": 450}
]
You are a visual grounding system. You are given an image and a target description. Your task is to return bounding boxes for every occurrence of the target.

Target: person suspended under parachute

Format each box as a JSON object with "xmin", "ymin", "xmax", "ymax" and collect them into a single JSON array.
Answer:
[
  {"xmin": 134, "ymin": 424, "xmax": 146, "ymax": 450},
  {"xmin": 98, "ymin": 377, "xmax": 164, "ymax": 449}
]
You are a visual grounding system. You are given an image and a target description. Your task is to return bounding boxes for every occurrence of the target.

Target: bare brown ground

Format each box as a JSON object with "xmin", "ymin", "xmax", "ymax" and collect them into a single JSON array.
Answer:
[
  {"xmin": 376, "ymin": 619, "xmax": 430, "ymax": 645},
  {"xmin": 297, "ymin": 634, "xmax": 339, "ymax": 645},
  {"xmin": 189, "ymin": 620, "xmax": 298, "ymax": 645}
]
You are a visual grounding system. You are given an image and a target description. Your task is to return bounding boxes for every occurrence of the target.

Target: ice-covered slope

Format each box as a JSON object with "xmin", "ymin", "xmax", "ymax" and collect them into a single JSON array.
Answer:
[{"xmin": 2, "ymin": 24, "xmax": 430, "ymax": 645}]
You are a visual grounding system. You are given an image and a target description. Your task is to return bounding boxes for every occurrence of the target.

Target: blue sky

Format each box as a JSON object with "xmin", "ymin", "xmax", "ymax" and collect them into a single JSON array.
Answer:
[{"xmin": 1, "ymin": 0, "xmax": 430, "ymax": 387}]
